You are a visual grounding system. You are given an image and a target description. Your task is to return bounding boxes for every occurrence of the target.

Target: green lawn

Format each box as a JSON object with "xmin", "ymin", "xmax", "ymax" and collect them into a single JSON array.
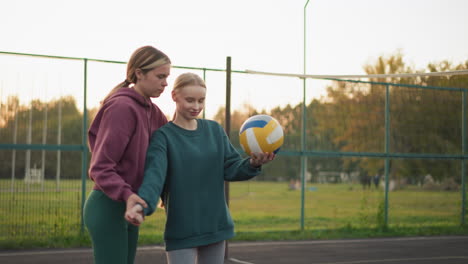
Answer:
[{"xmin": 0, "ymin": 180, "xmax": 467, "ymax": 249}]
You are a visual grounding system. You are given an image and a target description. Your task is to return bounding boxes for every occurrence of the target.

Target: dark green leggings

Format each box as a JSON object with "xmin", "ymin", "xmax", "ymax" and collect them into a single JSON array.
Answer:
[{"xmin": 84, "ymin": 190, "xmax": 139, "ymax": 264}]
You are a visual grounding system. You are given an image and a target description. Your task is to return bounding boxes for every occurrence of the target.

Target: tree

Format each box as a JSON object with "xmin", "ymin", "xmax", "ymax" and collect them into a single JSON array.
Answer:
[
  {"xmin": 322, "ymin": 52, "xmax": 468, "ymax": 184},
  {"xmin": 0, "ymin": 96, "xmax": 86, "ymax": 180}
]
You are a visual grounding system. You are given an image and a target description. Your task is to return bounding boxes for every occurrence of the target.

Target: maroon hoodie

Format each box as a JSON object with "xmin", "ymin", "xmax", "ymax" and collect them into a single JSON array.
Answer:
[{"xmin": 88, "ymin": 87, "xmax": 168, "ymax": 202}]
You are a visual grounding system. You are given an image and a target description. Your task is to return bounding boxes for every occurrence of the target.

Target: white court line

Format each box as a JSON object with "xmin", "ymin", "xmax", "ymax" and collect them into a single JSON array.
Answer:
[
  {"xmin": 229, "ymin": 257, "xmax": 255, "ymax": 264},
  {"xmin": 228, "ymin": 255, "xmax": 468, "ymax": 264},
  {"xmin": 319, "ymin": 256, "xmax": 468, "ymax": 264},
  {"xmin": 228, "ymin": 235, "xmax": 468, "ymax": 248},
  {"xmin": 226, "ymin": 237, "xmax": 468, "ymax": 264},
  {"xmin": 1, "ymin": 236, "xmax": 466, "ymax": 258}
]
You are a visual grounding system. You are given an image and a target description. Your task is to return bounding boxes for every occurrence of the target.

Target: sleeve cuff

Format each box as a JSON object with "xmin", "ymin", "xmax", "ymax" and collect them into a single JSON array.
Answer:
[{"xmin": 121, "ymin": 188, "xmax": 135, "ymax": 202}]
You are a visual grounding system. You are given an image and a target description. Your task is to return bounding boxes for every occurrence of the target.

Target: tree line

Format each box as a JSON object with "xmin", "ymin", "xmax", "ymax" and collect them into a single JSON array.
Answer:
[{"xmin": 1, "ymin": 53, "xmax": 467, "ymax": 184}]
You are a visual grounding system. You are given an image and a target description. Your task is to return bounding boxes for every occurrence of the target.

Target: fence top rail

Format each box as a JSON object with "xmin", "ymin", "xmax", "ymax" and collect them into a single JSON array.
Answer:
[
  {"xmin": 0, "ymin": 51, "xmax": 128, "ymax": 64},
  {"xmin": 2, "ymin": 50, "xmax": 466, "ymax": 91},
  {"xmin": 0, "ymin": 51, "xmax": 247, "ymax": 73},
  {"xmin": 246, "ymin": 69, "xmax": 468, "ymax": 79},
  {"xmin": 246, "ymin": 69, "xmax": 468, "ymax": 91}
]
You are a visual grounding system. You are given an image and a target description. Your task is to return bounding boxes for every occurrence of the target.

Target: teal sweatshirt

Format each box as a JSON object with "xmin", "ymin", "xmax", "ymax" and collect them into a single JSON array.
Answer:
[{"xmin": 138, "ymin": 119, "xmax": 261, "ymax": 251}]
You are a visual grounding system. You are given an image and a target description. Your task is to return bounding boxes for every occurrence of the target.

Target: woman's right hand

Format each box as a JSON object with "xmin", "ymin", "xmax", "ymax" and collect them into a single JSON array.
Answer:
[{"xmin": 125, "ymin": 194, "xmax": 147, "ymax": 226}]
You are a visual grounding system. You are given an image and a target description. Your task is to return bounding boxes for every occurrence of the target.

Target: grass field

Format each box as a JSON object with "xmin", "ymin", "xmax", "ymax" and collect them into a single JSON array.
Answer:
[{"xmin": 0, "ymin": 180, "xmax": 467, "ymax": 249}]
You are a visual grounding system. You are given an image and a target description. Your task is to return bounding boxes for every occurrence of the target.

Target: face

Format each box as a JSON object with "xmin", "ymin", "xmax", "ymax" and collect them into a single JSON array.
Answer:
[
  {"xmin": 172, "ymin": 85, "xmax": 206, "ymax": 121},
  {"xmin": 133, "ymin": 63, "xmax": 171, "ymax": 98}
]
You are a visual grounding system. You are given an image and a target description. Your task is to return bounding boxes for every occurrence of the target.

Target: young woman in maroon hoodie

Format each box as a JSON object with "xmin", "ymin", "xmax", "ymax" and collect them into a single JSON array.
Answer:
[{"xmin": 84, "ymin": 46, "xmax": 170, "ymax": 264}]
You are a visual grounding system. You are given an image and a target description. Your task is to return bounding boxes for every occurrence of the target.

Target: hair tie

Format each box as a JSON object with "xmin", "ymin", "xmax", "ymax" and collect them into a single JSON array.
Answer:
[{"xmin": 124, "ymin": 79, "xmax": 130, "ymax": 85}]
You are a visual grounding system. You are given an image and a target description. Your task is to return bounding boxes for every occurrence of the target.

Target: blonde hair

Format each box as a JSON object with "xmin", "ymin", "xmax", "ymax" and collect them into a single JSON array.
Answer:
[
  {"xmin": 102, "ymin": 46, "xmax": 171, "ymax": 103},
  {"xmin": 172, "ymin": 72, "xmax": 206, "ymax": 120},
  {"xmin": 173, "ymin": 72, "xmax": 206, "ymax": 91}
]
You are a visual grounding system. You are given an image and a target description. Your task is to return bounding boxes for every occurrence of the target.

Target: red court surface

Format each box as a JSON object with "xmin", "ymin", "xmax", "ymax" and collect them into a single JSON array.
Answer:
[{"xmin": 1, "ymin": 236, "xmax": 467, "ymax": 264}]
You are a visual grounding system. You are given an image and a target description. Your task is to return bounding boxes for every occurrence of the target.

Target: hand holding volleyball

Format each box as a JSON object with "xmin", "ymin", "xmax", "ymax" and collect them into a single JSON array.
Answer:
[
  {"xmin": 239, "ymin": 115, "xmax": 284, "ymax": 156},
  {"xmin": 249, "ymin": 152, "xmax": 276, "ymax": 167}
]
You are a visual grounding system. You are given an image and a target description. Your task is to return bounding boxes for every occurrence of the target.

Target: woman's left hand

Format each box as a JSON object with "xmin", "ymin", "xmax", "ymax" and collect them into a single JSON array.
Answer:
[{"xmin": 250, "ymin": 152, "xmax": 276, "ymax": 168}]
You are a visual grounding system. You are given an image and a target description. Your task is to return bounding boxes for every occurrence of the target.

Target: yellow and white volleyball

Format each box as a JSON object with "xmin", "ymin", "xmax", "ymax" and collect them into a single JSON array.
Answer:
[{"xmin": 239, "ymin": 115, "xmax": 284, "ymax": 156}]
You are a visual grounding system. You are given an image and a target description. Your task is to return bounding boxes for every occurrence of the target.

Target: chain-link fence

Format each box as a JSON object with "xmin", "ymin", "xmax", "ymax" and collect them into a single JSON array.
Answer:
[{"xmin": 1, "ymin": 51, "xmax": 467, "ymax": 247}]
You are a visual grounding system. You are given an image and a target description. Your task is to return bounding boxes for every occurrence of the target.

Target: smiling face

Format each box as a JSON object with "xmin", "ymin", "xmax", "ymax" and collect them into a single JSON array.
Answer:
[
  {"xmin": 172, "ymin": 84, "xmax": 206, "ymax": 121},
  {"xmin": 133, "ymin": 63, "xmax": 171, "ymax": 98}
]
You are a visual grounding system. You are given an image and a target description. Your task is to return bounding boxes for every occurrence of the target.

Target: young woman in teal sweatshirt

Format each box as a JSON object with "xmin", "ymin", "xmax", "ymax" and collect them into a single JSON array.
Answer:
[{"xmin": 125, "ymin": 72, "xmax": 275, "ymax": 264}]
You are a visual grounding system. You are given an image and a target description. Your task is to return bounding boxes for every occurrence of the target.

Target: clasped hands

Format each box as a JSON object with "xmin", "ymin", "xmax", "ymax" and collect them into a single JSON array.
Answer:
[{"xmin": 125, "ymin": 194, "xmax": 147, "ymax": 226}]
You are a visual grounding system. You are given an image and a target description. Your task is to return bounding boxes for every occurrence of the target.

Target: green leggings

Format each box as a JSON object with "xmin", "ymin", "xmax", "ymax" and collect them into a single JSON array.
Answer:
[{"xmin": 84, "ymin": 190, "xmax": 139, "ymax": 264}]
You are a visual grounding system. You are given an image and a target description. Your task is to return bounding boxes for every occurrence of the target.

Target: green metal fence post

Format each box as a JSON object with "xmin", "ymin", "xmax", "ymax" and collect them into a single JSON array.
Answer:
[
  {"xmin": 301, "ymin": 0, "xmax": 311, "ymax": 232},
  {"xmin": 80, "ymin": 58, "xmax": 89, "ymax": 234},
  {"xmin": 300, "ymin": 82, "xmax": 307, "ymax": 231},
  {"xmin": 462, "ymin": 89, "xmax": 467, "ymax": 226},
  {"xmin": 384, "ymin": 84, "xmax": 390, "ymax": 227}
]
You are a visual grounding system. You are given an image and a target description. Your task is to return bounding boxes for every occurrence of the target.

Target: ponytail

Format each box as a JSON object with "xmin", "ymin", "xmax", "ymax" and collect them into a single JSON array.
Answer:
[{"xmin": 101, "ymin": 80, "xmax": 128, "ymax": 104}]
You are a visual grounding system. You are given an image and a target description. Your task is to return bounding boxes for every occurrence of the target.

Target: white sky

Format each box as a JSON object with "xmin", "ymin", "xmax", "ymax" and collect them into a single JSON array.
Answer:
[{"xmin": 1, "ymin": 0, "xmax": 467, "ymax": 118}]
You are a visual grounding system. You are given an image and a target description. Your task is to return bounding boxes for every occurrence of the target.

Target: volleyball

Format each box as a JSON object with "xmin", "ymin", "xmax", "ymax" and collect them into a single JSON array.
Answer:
[{"xmin": 239, "ymin": 114, "xmax": 284, "ymax": 156}]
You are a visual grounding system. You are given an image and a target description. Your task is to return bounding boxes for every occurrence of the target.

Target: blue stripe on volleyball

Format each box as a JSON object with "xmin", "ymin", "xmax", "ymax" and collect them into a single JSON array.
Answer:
[
  {"xmin": 240, "ymin": 120, "xmax": 268, "ymax": 133},
  {"xmin": 273, "ymin": 147, "xmax": 281, "ymax": 154}
]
